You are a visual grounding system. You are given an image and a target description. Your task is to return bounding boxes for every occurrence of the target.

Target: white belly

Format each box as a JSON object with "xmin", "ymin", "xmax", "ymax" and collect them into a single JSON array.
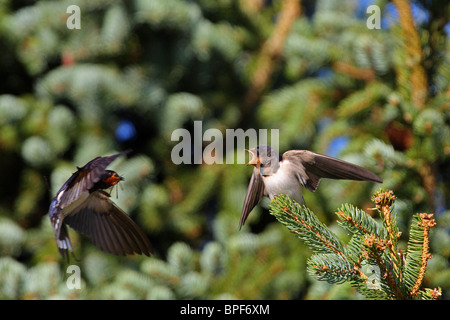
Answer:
[{"xmin": 262, "ymin": 166, "xmax": 304, "ymax": 204}]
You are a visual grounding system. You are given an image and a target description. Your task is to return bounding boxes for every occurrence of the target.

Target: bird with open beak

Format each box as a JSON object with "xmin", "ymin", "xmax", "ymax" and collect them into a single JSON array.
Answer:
[
  {"xmin": 240, "ymin": 145, "xmax": 383, "ymax": 229},
  {"xmin": 48, "ymin": 151, "xmax": 153, "ymax": 261}
]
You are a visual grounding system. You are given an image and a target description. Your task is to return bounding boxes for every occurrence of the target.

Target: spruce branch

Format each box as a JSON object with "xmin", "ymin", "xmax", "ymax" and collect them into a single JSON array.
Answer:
[
  {"xmin": 269, "ymin": 190, "xmax": 441, "ymax": 299},
  {"xmin": 332, "ymin": 61, "xmax": 375, "ymax": 82},
  {"xmin": 269, "ymin": 195, "xmax": 346, "ymax": 256},
  {"xmin": 336, "ymin": 203, "xmax": 384, "ymax": 239},
  {"xmin": 404, "ymin": 213, "xmax": 437, "ymax": 297},
  {"xmin": 372, "ymin": 190, "xmax": 403, "ymax": 282},
  {"xmin": 242, "ymin": 0, "xmax": 301, "ymax": 113},
  {"xmin": 392, "ymin": 0, "xmax": 428, "ymax": 109},
  {"xmin": 307, "ymin": 253, "xmax": 356, "ymax": 284}
]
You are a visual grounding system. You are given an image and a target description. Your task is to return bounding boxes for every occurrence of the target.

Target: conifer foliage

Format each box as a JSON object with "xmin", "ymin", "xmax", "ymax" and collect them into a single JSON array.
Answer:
[{"xmin": 270, "ymin": 190, "xmax": 441, "ymax": 299}]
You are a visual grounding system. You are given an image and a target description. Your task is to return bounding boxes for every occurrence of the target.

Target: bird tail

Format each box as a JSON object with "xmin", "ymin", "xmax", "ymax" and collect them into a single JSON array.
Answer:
[{"xmin": 57, "ymin": 224, "xmax": 78, "ymax": 263}]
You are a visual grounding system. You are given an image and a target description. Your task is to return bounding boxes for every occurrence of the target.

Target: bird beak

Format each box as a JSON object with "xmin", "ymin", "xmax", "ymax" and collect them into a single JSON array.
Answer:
[{"xmin": 245, "ymin": 149, "xmax": 259, "ymax": 166}]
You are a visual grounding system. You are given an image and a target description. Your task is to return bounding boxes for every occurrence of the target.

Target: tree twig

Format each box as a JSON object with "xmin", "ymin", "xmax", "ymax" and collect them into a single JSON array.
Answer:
[{"xmin": 243, "ymin": 0, "xmax": 301, "ymax": 115}]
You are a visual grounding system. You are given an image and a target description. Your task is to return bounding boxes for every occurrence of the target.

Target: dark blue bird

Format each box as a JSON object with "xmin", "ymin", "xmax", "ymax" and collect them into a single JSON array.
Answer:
[{"xmin": 49, "ymin": 152, "xmax": 152, "ymax": 261}]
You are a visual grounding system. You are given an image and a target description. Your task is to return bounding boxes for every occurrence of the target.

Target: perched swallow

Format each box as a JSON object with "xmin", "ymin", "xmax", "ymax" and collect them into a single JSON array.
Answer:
[
  {"xmin": 49, "ymin": 151, "xmax": 153, "ymax": 261},
  {"xmin": 240, "ymin": 145, "xmax": 383, "ymax": 229}
]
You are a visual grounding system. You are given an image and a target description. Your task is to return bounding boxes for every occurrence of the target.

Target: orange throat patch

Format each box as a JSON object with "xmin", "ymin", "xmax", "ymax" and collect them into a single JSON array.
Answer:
[{"xmin": 104, "ymin": 174, "xmax": 122, "ymax": 188}]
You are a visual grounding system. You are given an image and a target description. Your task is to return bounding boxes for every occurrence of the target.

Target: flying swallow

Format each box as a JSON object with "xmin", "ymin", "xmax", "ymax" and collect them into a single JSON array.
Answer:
[
  {"xmin": 48, "ymin": 151, "xmax": 153, "ymax": 261},
  {"xmin": 240, "ymin": 145, "xmax": 383, "ymax": 229}
]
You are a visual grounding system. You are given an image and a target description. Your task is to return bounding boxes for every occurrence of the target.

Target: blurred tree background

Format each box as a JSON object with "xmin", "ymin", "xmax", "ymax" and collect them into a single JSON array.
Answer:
[{"xmin": 0, "ymin": 0, "xmax": 448, "ymax": 300}]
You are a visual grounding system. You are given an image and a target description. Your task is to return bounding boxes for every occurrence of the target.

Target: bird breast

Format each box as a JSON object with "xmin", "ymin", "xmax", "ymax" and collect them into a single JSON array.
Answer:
[{"xmin": 262, "ymin": 161, "xmax": 304, "ymax": 204}]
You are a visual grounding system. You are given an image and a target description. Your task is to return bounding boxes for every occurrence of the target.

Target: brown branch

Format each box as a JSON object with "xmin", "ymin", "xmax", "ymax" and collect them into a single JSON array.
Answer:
[
  {"xmin": 242, "ymin": 0, "xmax": 301, "ymax": 114},
  {"xmin": 392, "ymin": 0, "xmax": 428, "ymax": 109},
  {"xmin": 410, "ymin": 213, "xmax": 436, "ymax": 296},
  {"xmin": 240, "ymin": 0, "xmax": 264, "ymax": 14},
  {"xmin": 362, "ymin": 235, "xmax": 405, "ymax": 300},
  {"xmin": 418, "ymin": 162, "xmax": 436, "ymax": 210},
  {"xmin": 337, "ymin": 210, "xmax": 378, "ymax": 236},
  {"xmin": 332, "ymin": 61, "xmax": 376, "ymax": 82},
  {"xmin": 373, "ymin": 190, "xmax": 402, "ymax": 267},
  {"xmin": 311, "ymin": 263, "xmax": 360, "ymax": 279}
]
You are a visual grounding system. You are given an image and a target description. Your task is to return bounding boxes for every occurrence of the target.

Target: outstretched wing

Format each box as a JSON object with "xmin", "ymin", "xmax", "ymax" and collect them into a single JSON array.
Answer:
[
  {"xmin": 64, "ymin": 190, "xmax": 153, "ymax": 256},
  {"xmin": 282, "ymin": 150, "xmax": 382, "ymax": 192},
  {"xmin": 239, "ymin": 167, "xmax": 265, "ymax": 230},
  {"xmin": 56, "ymin": 152, "xmax": 127, "ymax": 212}
]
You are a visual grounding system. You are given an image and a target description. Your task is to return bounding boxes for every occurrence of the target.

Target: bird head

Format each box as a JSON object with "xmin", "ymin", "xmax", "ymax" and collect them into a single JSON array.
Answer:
[
  {"xmin": 102, "ymin": 170, "xmax": 124, "ymax": 188},
  {"xmin": 245, "ymin": 145, "xmax": 279, "ymax": 175}
]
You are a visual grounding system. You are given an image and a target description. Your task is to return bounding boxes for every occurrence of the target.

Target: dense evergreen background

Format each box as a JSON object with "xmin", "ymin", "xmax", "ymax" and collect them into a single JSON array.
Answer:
[{"xmin": 0, "ymin": 0, "xmax": 448, "ymax": 299}]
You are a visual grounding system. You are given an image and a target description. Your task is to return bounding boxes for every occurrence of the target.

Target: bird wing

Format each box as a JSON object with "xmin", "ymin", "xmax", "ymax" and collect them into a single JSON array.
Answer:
[
  {"xmin": 64, "ymin": 190, "xmax": 153, "ymax": 256},
  {"xmin": 282, "ymin": 150, "xmax": 382, "ymax": 192},
  {"xmin": 56, "ymin": 152, "xmax": 126, "ymax": 212},
  {"xmin": 239, "ymin": 167, "xmax": 265, "ymax": 229}
]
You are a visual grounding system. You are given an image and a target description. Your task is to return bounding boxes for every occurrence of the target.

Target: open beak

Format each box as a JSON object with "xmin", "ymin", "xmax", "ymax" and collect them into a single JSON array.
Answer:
[{"xmin": 245, "ymin": 149, "xmax": 259, "ymax": 166}]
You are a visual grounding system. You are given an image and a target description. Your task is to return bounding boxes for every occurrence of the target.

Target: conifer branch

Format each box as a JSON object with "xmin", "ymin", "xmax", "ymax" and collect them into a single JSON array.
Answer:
[
  {"xmin": 405, "ymin": 213, "xmax": 436, "ymax": 297},
  {"xmin": 308, "ymin": 253, "xmax": 356, "ymax": 284},
  {"xmin": 269, "ymin": 190, "xmax": 441, "ymax": 300},
  {"xmin": 362, "ymin": 233, "xmax": 405, "ymax": 300},
  {"xmin": 243, "ymin": 0, "xmax": 301, "ymax": 113},
  {"xmin": 411, "ymin": 214, "xmax": 434, "ymax": 295},
  {"xmin": 392, "ymin": 0, "xmax": 428, "ymax": 109},
  {"xmin": 332, "ymin": 61, "xmax": 376, "ymax": 82},
  {"xmin": 336, "ymin": 204, "xmax": 383, "ymax": 238},
  {"xmin": 372, "ymin": 190, "xmax": 403, "ymax": 277},
  {"xmin": 270, "ymin": 195, "xmax": 345, "ymax": 257}
]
